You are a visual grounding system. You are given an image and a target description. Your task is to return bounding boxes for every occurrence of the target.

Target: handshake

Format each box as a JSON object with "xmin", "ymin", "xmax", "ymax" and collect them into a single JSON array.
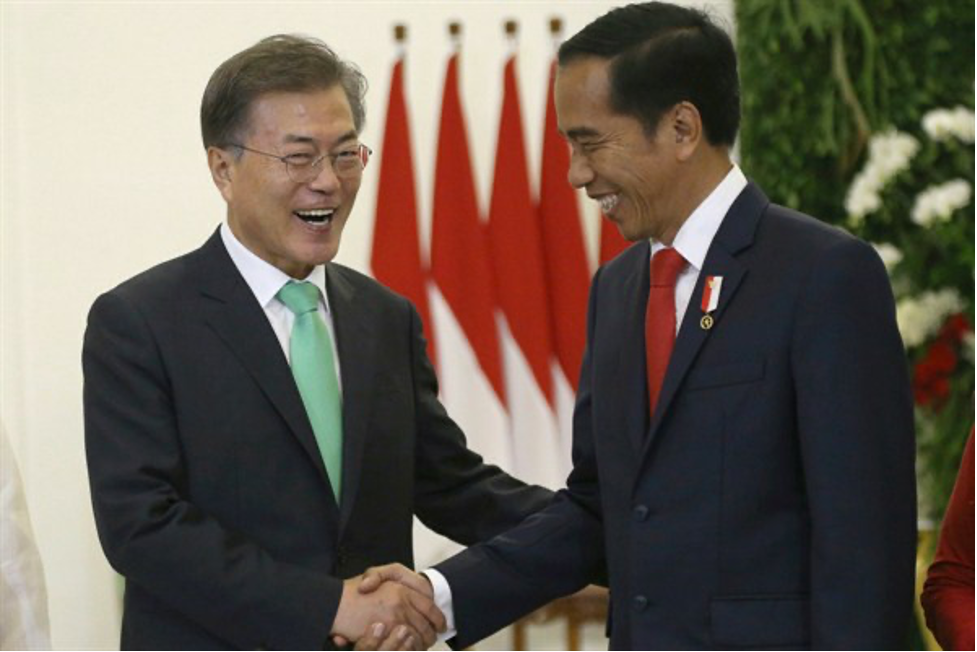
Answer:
[{"xmin": 331, "ymin": 564, "xmax": 447, "ymax": 651}]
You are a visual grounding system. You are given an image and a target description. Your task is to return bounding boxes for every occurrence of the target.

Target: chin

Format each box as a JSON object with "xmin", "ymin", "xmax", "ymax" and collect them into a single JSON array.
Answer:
[
  {"xmin": 615, "ymin": 221, "xmax": 647, "ymax": 243},
  {"xmin": 298, "ymin": 235, "xmax": 342, "ymax": 263},
  {"xmin": 308, "ymin": 248, "xmax": 339, "ymax": 267}
]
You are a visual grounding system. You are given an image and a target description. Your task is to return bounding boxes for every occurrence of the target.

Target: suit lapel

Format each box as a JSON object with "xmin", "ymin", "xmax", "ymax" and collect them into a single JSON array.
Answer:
[
  {"xmin": 617, "ymin": 243, "xmax": 654, "ymax": 455},
  {"xmin": 641, "ymin": 183, "xmax": 768, "ymax": 457},
  {"xmin": 195, "ymin": 231, "xmax": 335, "ymax": 503},
  {"xmin": 325, "ymin": 265, "xmax": 379, "ymax": 535}
]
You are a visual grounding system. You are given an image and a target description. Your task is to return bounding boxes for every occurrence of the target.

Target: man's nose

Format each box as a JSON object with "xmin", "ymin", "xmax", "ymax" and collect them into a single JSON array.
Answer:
[
  {"xmin": 307, "ymin": 160, "xmax": 342, "ymax": 192},
  {"xmin": 567, "ymin": 152, "xmax": 595, "ymax": 189}
]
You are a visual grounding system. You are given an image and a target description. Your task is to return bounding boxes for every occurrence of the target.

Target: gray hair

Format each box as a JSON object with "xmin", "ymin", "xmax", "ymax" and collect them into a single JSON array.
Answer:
[{"xmin": 200, "ymin": 34, "xmax": 368, "ymax": 149}]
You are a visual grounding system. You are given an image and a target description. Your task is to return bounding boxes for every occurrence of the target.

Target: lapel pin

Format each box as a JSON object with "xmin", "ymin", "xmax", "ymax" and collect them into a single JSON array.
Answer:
[{"xmin": 700, "ymin": 275, "xmax": 723, "ymax": 330}]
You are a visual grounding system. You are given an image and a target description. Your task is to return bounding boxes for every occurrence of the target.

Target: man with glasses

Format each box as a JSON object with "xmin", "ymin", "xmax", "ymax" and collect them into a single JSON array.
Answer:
[{"xmin": 83, "ymin": 34, "xmax": 551, "ymax": 650}]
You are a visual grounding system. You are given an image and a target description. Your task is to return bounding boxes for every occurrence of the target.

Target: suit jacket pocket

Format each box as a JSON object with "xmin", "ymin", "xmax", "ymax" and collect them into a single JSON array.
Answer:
[
  {"xmin": 686, "ymin": 360, "xmax": 764, "ymax": 391},
  {"xmin": 710, "ymin": 594, "xmax": 809, "ymax": 648}
]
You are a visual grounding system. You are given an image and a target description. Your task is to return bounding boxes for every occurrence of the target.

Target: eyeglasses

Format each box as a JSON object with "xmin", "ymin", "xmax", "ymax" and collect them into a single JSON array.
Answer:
[{"xmin": 227, "ymin": 142, "xmax": 372, "ymax": 183}]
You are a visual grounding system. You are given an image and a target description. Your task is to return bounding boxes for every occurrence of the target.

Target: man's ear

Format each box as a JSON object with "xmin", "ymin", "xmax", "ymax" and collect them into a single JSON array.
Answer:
[
  {"xmin": 207, "ymin": 146, "xmax": 235, "ymax": 203},
  {"xmin": 670, "ymin": 102, "xmax": 703, "ymax": 161}
]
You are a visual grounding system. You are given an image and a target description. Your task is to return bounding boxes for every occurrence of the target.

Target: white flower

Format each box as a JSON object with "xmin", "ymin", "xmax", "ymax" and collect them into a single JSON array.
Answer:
[
  {"xmin": 845, "ymin": 130, "xmax": 919, "ymax": 223},
  {"xmin": 896, "ymin": 288, "xmax": 964, "ymax": 348},
  {"xmin": 911, "ymin": 179, "xmax": 973, "ymax": 227},
  {"xmin": 872, "ymin": 242, "xmax": 904, "ymax": 271},
  {"xmin": 867, "ymin": 130, "xmax": 920, "ymax": 178},
  {"xmin": 963, "ymin": 332, "xmax": 975, "ymax": 365},
  {"xmin": 845, "ymin": 175, "xmax": 882, "ymax": 223},
  {"xmin": 922, "ymin": 106, "xmax": 976, "ymax": 143}
]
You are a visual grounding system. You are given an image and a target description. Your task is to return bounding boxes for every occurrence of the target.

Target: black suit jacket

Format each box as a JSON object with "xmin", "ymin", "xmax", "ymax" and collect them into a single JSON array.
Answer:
[
  {"xmin": 83, "ymin": 229, "xmax": 552, "ymax": 650},
  {"xmin": 437, "ymin": 183, "xmax": 917, "ymax": 649}
]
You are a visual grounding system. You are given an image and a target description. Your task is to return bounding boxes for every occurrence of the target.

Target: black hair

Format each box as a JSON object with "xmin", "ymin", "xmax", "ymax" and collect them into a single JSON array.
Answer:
[{"xmin": 558, "ymin": 2, "xmax": 739, "ymax": 146}]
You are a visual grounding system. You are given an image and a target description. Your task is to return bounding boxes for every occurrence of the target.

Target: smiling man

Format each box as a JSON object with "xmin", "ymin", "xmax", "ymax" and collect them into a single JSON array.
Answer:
[
  {"xmin": 358, "ymin": 3, "xmax": 918, "ymax": 649},
  {"xmin": 82, "ymin": 35, "xmax": 551, "ymax": 650}
]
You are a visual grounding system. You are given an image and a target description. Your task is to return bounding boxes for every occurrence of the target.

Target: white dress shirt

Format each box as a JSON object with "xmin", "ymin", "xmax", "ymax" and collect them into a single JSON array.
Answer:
[
  {"xmin": 653, "ymin": 163, "xmax": 748, "ymax": 332},
  {"xmin": 219, "ymin": 222, "xmax": 342, "ymax": 392},
  {"xmin": 423, "ymin": 164, "xmax": 748, "ymax": 641}
]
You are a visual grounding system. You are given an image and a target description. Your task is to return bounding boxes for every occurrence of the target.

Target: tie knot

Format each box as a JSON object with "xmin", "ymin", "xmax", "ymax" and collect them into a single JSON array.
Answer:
[
  {"xmin": 650, "ymin": 248, "xmax": 687, "ymax": 287},
  {"xmin": 277, "ymin": 281, "xmax": 320, "ymax": 316}
]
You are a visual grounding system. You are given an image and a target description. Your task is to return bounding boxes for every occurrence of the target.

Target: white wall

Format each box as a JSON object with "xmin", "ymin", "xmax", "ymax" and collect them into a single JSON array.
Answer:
[{"xmin": 1, "ymin": 1, "xmax": 733, "ymax": 648}]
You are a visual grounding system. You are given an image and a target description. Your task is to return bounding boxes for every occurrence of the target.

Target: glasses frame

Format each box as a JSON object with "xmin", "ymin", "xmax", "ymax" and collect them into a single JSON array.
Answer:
[{"xmin": 226, "ymin": 142, "xmax": 372, "ymax": 183}]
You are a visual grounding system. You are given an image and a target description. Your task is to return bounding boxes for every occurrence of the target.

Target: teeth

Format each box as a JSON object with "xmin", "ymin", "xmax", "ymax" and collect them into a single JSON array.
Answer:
[
  {"xmin": 295, "ymin": 209, "xmax": 335, "ymax": 223},
  {"xmin": 598, "ymin": 194, "xmax": 619, "ymax": 213}
]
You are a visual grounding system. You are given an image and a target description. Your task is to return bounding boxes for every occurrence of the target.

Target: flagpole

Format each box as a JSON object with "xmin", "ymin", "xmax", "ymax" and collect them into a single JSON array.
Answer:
[
  {"xmin": 504, "ymin": 18, "xmax": 518, "ymax": 57},
  {"xmin": 549, "ymin": 16, "xmax": 563, "ymax": 53},
  {"xmin": 393, "ymin": 23, "xmax": 406, "ymax": 60},
  {"xmin": 448, "ymin": 21, "xmax": 461, "ymax": 54}
]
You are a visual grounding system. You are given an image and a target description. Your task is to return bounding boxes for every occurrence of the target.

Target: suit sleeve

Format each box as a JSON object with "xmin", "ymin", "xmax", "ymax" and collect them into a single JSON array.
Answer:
[
  {"xmin": 791, "ymin": 239, "xmax": 917, "ymax": 649},
  {"xmin": 407, "ymin": 302, "xmax": 554, "ymax": 544},
  {"xmin": 83, "ymin": 290, "xmax": 342, "ymax": 650},
  {"xmin": 430, "ymin": 272, "xmax": 608, "ymax": 648}
]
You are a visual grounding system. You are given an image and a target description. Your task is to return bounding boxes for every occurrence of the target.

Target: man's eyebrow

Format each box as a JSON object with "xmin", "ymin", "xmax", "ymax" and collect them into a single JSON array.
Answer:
[
  {"xmin": 281, "ymin": 130, "xmax": 359, "ymax": 148},
  {"xmin": 332, "ymin": 130, "xmax": 359, "ymax": 147},
  {"xmin": 282, "ymin": 134, "xmax": 316, "ymax": 146},
  {"xmin": 563, "ymin": 127, "xmax": 601, "ymax": 141}
]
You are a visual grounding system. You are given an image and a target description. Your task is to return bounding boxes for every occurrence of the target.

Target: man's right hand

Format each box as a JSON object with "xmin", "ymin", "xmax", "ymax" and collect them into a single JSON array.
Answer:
[
  {"xmin": 356, "ymin": 563, "xmax": 433, "ymax": 598},
  {"xmin": 331, "ymin": 574, "xmax": 444, "ymax": 649}
]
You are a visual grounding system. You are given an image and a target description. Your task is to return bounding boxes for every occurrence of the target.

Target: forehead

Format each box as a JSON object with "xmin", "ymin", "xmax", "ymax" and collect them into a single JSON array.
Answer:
[
  {"xmin": 246, "ymin": 86, "xmax": 356, "ymax": 145},
  {"xmin": 554, "ymin": 57, "xmax": 615, "ymax": 137}
]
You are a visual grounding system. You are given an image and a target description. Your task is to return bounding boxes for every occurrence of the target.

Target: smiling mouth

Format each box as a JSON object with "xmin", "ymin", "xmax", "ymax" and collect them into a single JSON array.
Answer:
[
  {"xmin": 294, "ymin": 209, "xmax": 336, "ymax": 226},
  {"xmin": 597, "ymin": 194, "xmax": 620, "ymax": 214}
]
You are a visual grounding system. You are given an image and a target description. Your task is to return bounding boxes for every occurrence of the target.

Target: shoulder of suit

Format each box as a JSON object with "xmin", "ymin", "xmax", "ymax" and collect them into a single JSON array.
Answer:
[
  {"xmin": 598, "ymin": 201, "xmax": 877, "ymax": 286},
  {"xmin": 100, "ymin": 244, "xmax": 203, "ymax": 306},
  {"xmin": 760, "ymin": 201, "xmax": 867, "ymax": 252},
  {"xmin": 326, "ymin": 262, "xmax": 411, "ymax": 307},
  {"xmin": 755, "ymin": 202, "xmax": 883, "ymax": 283}
]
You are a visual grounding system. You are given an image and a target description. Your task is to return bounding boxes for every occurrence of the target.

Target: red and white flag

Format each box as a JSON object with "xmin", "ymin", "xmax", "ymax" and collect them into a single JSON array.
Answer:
[
  {"xmin": 488, "ymin": 54, "xmax": 566, "ymax": 488},
  {"xmin": 701, "ymin": 276, "xmax": 723, "ymax": 314},
  {"xmin": 428, "ymin": 51, "xmax": 512, "ymax": 473},
  {"xmin": 538, "ymin": 57, "xmax": 591, "ymax": 462},
  {"xmin": 371, "ymin": 55, "xmax": 436, "ymax": 368},
  {"xmin": 417, "ymin": 49, "xmax": 514, "ymax": 567},
  {"xmin": 538, "ymin": 59, "xmax": 589, "ymax": 391}
]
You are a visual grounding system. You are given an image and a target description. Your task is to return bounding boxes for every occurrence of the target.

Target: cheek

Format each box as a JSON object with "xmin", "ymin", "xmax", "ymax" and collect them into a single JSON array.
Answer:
[{"xmin": 342, "ymin": 176, "xmax": 362, "ymax": 198}]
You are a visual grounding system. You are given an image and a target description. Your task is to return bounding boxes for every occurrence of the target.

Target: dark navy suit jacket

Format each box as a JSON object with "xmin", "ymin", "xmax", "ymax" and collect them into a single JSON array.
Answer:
[
  {"xmin": 83, "ymin": 230, "xmax": 551, "ymax": 650},
  {"xmin": 437, "ymin": 183, "xmax": 917, "ymax": 650}
]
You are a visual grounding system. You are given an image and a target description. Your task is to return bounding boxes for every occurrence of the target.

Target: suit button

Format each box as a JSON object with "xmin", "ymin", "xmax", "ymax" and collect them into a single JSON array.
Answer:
[
  {"xmin": 337, "ymin": 546, "xmax": 348, "ymax": 565},
  {"xmin": 633, "ymin": 505, "xmax": 649, "ymax": 522},
  {"xmin": 632, "ymin": 595, "xmax": 648, "ymax": 613}
]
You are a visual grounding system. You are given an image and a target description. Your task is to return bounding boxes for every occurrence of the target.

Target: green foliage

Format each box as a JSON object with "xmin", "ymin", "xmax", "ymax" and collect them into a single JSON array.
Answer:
[
  {"xmin": 736, "ymin": 0, "xmax": 974, "ymax": 222},
  {"xmin": 736, "ymin": 0, "xmax": 975, "ymax": 521}
]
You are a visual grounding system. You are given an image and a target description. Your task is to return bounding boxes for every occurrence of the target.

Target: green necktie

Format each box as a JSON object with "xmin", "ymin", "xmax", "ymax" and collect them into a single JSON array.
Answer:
[{"xmin": 277, "ymin": 281, "xmax": 343, "ymax": 500}]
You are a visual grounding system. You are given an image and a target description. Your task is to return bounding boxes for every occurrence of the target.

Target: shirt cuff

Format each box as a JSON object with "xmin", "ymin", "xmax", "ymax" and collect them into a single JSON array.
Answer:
[{"xmin": 421, "ymin": 569, "xmax": 457, "ymax": 642}]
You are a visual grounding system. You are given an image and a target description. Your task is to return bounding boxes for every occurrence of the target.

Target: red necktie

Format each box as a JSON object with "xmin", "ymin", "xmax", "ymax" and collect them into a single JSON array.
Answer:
[{"xmin": 645, "ymin": 247, "xmax": 687, "ymax": 419}]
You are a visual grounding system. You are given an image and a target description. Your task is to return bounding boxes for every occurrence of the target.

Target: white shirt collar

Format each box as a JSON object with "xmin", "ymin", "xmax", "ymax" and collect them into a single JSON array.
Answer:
[
  {"xmin": 651, "ymin": 163, "xmax": 748, "ymax": 269},
  {"xmin": 220, "ymin": 222, "xmax": 329, "ymax": 310}
]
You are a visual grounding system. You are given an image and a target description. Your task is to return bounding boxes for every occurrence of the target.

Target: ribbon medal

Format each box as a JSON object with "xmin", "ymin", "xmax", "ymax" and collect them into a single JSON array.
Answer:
[{"xmin": 700, "ymin": 276, "xmax": 723, "ymax": 330}]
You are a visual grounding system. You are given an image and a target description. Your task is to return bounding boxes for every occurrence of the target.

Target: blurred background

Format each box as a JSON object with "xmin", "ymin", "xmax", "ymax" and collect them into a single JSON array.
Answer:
[{"xmin": 2, "ymin": 0, "xmax": 972, "ymax": 649}]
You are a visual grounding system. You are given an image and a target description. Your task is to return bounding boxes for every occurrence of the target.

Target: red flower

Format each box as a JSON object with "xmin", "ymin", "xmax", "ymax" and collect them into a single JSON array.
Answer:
[
  {"xmin": 913, "ymin": 338, "xmax": 959, "ymax": 409},
  {"xmin": 928, "ymin": 340, "xmax": 958, "ymax": 374},
  {"xmin": 939, "ymin": 313, "xmax": 971, "ymax": 342}
]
